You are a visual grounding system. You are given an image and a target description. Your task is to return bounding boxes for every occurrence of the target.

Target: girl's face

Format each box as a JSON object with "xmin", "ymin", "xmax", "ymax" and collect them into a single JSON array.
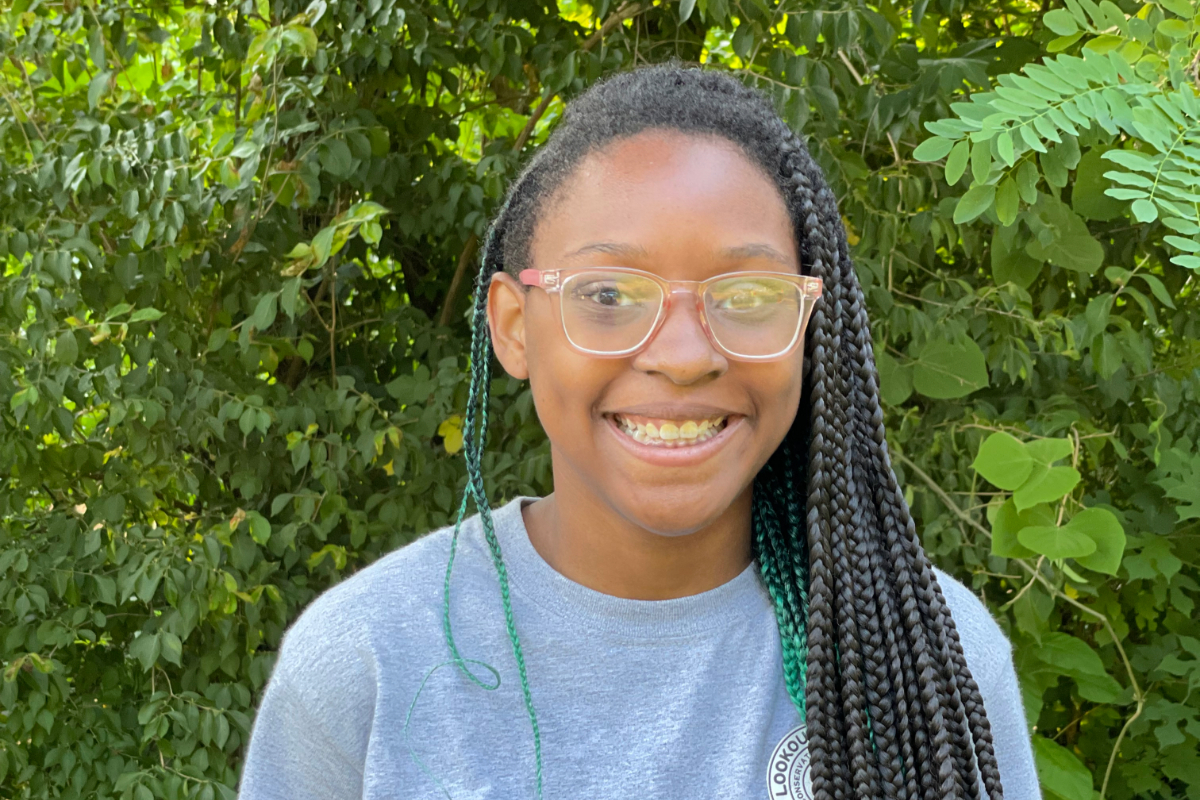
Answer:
[{"xmin": 488, "ymin": 130, "xmax": 804, "ymax": 536}]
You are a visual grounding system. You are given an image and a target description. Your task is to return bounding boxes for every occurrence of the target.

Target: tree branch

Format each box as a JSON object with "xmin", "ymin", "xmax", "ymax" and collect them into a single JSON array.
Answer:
[{"xmin": 437, "ymin": 233, "xmax": 478, "ymax": 327}]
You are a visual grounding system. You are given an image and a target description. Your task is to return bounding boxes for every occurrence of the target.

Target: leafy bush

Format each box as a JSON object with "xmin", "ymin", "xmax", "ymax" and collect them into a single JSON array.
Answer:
[{"xmin": 0, "ymin": 0, "xmax": 1196, "ymax": 798}]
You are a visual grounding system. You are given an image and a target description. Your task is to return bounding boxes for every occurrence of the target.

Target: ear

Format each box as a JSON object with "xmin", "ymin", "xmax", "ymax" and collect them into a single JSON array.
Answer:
[{"xmin": 487, "ymin": 272, "xmax": 530, "ymax": 380}]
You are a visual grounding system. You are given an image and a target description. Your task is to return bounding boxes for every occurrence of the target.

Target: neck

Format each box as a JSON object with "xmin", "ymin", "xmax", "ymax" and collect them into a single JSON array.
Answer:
[{"xmin": 522, "ymin": 460, "xmax": 754, "ymax": 601}]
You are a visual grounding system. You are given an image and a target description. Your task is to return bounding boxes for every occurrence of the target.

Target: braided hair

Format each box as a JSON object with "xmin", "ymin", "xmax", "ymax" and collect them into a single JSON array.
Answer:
[{"xmin": 444, "ymin": 62, "xmax": 1004, "ymax": 800}]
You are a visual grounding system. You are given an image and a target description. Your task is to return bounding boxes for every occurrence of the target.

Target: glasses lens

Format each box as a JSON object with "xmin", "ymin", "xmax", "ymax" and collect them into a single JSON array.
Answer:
[
  {"xmin": 705, "ymin": 275, "xmax": 803, "ymax": 357},
  {"xmin": 560, "ymin": 271, "xmax": 663, "ymax": 353}
]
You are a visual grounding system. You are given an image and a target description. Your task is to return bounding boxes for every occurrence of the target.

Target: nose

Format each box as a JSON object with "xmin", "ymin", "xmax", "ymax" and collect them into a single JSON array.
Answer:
[{"xmin": 631, "ymin": 290, "xmax": 728, "ymax": 385}]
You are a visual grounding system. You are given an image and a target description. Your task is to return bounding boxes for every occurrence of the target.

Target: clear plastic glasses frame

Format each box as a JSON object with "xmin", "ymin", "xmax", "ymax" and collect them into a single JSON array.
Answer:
[{"xmin": 518, "ymin": 266, "xmax": 824, "ymax": 362}]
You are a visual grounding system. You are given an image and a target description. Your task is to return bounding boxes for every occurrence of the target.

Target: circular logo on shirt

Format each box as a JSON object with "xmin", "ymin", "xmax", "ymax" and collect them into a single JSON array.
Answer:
[{"xmin": 767, "ymin": 724, "xmax": 813, "ymax": 800}]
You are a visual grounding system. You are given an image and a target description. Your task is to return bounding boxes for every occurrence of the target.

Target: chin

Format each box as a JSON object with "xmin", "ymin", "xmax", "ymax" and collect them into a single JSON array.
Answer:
[{"xmin": 612, "ymin": 483, "xmax": 742, "ymax": 538}]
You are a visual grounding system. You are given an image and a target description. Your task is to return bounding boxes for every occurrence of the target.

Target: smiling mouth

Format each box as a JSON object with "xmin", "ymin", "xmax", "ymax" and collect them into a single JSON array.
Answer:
[{"xmin": 610, "ymin": 413, "xmax": 730, "ymax": 447}]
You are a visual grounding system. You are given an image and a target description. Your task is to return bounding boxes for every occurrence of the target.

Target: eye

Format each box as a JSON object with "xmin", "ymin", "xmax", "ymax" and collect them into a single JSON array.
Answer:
[
  {"xmin": 575, "ymin": 281, "xmax": 630, "ymax": 307},
  {"xmin": 571, "ymin": 276, "xmax": 659, "ymax": 308},
  {"xmin": 713, "ymin": 281, "xmax": 782, "ymax": 310}
]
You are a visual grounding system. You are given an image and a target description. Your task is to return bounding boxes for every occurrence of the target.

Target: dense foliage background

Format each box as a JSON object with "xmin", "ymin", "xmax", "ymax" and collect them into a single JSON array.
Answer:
[{"xmin": 0, "ymin": 0, "xmax": 1197, "ymax": 796}]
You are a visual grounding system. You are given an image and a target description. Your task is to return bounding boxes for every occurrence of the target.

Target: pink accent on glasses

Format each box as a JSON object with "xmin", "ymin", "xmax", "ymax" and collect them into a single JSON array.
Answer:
[{"xmin": 517, "ymin": 266, "xmax": 823, "ymax": 361}]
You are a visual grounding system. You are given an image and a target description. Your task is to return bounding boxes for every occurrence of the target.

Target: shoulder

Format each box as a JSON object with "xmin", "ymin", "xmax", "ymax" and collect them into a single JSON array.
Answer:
[
  {"xmin": 266, "ymin": 510, "xmax": 497, "ymax": 704},
  {"xmin": 280, "ymin": 514, "xmax": 482, "ymax": 665},
  {"xmin": 932, "ymin": 567, "xmax": 1013, "ymax": 688}
]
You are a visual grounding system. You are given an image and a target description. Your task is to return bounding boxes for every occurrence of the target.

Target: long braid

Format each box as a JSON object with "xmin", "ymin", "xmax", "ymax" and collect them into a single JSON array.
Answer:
[
  {"xmin": 443, "ymin": 62, "xmax": 1005, "ymax": 800},
  {"xmin": 443, "ymin": 199, "xmax": 545, "ymax": 798}
]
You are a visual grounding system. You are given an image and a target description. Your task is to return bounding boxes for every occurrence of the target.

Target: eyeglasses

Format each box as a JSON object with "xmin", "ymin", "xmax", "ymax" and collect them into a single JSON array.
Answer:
[{"xmin": 518, "ymin": 266, "xmax": 823, "ymax": 361}]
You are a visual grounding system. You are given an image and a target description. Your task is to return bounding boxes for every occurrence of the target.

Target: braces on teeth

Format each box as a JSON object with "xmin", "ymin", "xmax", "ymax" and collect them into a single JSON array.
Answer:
[{"xmin": 613, "ymin": 414, "xmax": 728, "ymax": 447}]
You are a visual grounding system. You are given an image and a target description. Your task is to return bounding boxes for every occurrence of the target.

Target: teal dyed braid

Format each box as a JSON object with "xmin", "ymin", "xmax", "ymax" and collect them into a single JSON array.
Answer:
[
  {"xmin": 441, "ymin": 202, "xmax": 545, "ymax": 799},
  {"xmin": 752, "ymin": 449, "xmax": 811, "ymax": 722}
]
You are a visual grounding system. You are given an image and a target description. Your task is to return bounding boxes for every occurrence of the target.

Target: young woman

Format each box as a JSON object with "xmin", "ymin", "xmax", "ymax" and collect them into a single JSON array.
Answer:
[{"xmin": 239, "ymin": 64, "xmax": 1040, "ymax": 800}]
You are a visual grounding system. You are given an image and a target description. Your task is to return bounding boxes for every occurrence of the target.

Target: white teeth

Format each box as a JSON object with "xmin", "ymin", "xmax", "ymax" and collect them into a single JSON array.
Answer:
[{"xmin": 613, "ymin": 415, "xmax": 728, "ymax": 446}]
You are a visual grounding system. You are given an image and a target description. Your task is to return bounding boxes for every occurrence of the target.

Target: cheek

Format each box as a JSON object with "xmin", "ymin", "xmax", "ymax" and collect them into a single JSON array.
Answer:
[
  {"xmin": 523, "ymin": 314, "xmax": 615, "ymax": 432},
  {"xmin": 752, "ymin": 356, "xmax": 805, "ymax": 433}
]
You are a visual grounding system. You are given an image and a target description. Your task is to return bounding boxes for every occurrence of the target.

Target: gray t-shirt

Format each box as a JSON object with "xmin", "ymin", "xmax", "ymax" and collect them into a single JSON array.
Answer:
[{"xmin": 238, "ymin": 496, "xmax": 1041, "ymax": 800}]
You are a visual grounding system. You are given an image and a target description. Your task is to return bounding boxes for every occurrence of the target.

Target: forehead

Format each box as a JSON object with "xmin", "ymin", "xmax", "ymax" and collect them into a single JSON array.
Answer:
[{"xmin": 529, "ymin": 130, "xmax": 798, "ymax": 271}]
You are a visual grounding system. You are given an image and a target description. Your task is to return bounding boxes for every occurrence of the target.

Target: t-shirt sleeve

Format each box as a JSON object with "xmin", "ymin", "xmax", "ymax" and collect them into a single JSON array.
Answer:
[
  {"xmin": 934, "ymin": 569, "xmax": 1042, "ymax": 800},
  {"xmin": 237, "ymin": 589, "xmax": 378, "ymax": 800},
  {"xmin": 979, "ymin": 642, "xmax": 1042, "ymax": 800},
  {"xmin": 238, "ymin": 673, "xmax": 366, "ymax": 800}
]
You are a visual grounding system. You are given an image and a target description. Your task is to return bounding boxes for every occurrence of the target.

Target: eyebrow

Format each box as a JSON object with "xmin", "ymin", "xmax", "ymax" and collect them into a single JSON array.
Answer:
[
  {"xmin": 718, "ymin": 243, "xmax": 796, "ymax": 267},
  {"xmin": 564, "ymin": 241, "xmax": 795, "ymax": 266},
  {"xmin": 565, "ymin": 242, "xmax": 651, "ymax": 259}
]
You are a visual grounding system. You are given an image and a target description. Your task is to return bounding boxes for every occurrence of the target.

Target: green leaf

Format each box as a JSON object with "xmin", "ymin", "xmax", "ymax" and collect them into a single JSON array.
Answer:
[
  {"xmin": 54, "ymin": 331, "xmax": 79, "ymax": 365},
  {"xmin": 251, "ymin": 292, "xmax": 279, "ymax": 332},
  {"xmin": 996, "ymin": 176, "xmax": 1020, "ymax": 226},
  {"xmin": 1136, "ymin": 272, "xmax": 1176, "ymax": 309},
  {"xmin": 240, "ymin": 407, "xmax": 257, "ymax": 436},
  {"xmin": 972, "ymin": 432, "xmax": 1033, "ymax": 490},
  {"xmin": 1026, "ymin": 437, "xmax": 1074, "ymax": 466},
  {"xmin": 128, "ymin": 632, "xmax": 161, "ymax": 672},
  {"xmin": 207, "ymin": 328, "xmax": 230, "ymax": 353},
  {"xmin": 679, "ymin": 0, "xmax": 697, "ymax": 23},
  {"xmin": 320, "ymin": 139, "xmax": 355, "ymax": 179},
  {"xmin": 914, "ymin": 136, "xmax": 954, "ymax": 161},
  {"xmin": 131, "ymin": 217, "xmax": 151, "ymax": 249},
  {"xmin": 1069, "ymin": 507, "xmax": 1126, "ymax": 574},
  {"xmin": 954, "ymin": 183, "xmax": 996, "ymax": 224},
  {"xmin": 312, "ymin": 226, "xmax": 336, "ymax": 267},
  {"xmin": 122, "ymin": 189, "xmax": 139, "ymax": 218},
  {"xmin": 247, "ymin": 511, "xmax": 272, "ymax": 545},
  {"xmin": 1073, "ymin": 147, "xmax": 1128, "ymax": 221},
  {"xmin": 1045, "ymin": 8, "xmax": 1080, "ymax": 35},
  {"xmin": 1131, "ymin": 198, "xmax": 1158, "ymax": 222},
  {"xmin": 971, "ymin": 139, "xmax": 993, "ymax": 185},
  {"xmin": 992, "ymin": 223, "xmax": 1043, "ymax": 289},
  {"xmin": 1014, "ymin": 465, "xmax": 1081, "ymax": 510},
  {"xmin": 1034, "ymin": 632, "xmax": 1107, "ymax": 676},
  {"xmin": 876, "ymin": 350, "xmax": 913, "ymax": 405},
  {"xmin": 1025, "ymin": 193, "xmax": 1103, "ymax": 273},
  {"xmin": 912, "ymin": 338, "xmax": 990, "ymax": 399},
  {"xmin": 10, "ymin": 386, "xmax": 39, "ymax": 411},
  {"xmin": 88, "ymin": 26, "xmax": 107, "ymax": 71},
  {"xmin": 996, "ymin": 131, "xmax": 1015, "ymax": 167},
  {"xmin": 1033, "ymin": 738, "xmax": 1093, "ymax": 800},
  {"xmin": 1156, "ymin": 18, "xmax": 1190, "ymax": 37},
  {"xmin": 88, "ymin": 71, "xmax": 111, "ymax": 110},
  {"xmin": 160, "ymin": 631, "xmax": 183, "ymax": 666},
  {"xmin": 1018, "ymin": 523, "xmax": 1097, "ymax": 559},
  {"xmin": 945, "ymin": 140, "xmax": 970, "ymax": 184},
  {"xmin": 1015, "ymin": 159, "xmax": 1040, "ymax": 204},
  {"xmin": 1034, "ymin": 632, "xmax": 1123, "ymax": 702},
  {"xmin": 1160, "ymin": 0, "xmax": 1193, "ymax": 15},
  {"xmin": 991, "ymin": 499, "xmax": 1051, "ymax": 558},
  {"xmin": 129, "ymin": 308, "xmax": 164, "ymax": 323},
  {"xmin": 230, "ymin": 139, "xmax": 260, "ymax": 159}
]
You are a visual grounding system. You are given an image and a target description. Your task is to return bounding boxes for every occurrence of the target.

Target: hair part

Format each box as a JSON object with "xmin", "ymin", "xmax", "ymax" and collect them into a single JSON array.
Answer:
[{"xmin": 449, "ymin": 61, "xmax": 1004, "ymax": 800}]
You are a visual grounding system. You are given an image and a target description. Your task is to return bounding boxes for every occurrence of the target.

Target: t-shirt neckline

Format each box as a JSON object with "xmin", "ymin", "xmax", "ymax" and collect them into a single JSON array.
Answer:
[{"xmin": 488, "ymin": 495, "xmax": 768, "ymax": 639}]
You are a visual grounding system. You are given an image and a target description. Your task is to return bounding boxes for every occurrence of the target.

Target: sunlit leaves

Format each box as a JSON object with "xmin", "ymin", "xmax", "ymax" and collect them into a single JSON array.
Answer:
[{"xmin": 927, "ymin": 0, "xmax": 1200, "ymax": 268}]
